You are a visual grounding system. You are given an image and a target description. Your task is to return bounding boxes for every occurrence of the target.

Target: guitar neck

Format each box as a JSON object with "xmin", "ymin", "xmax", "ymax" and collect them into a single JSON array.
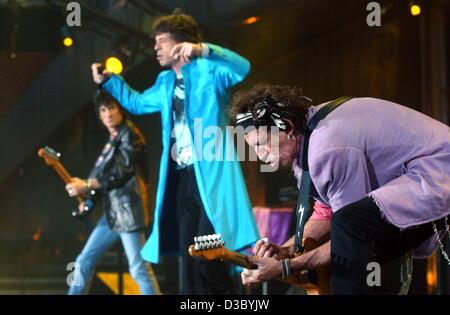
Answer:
[
  {"xmin": 190, "ymin": 240, "xmax": 329, "ymax": 294},
  {"xmin": 222, "ymin": 249, "xmax": 257, "ymax": 269},
  {"xmin": 52, "ymin": 161, "xmax": 72, "ymax": 184},
  {"xmin": 52, "ymin": 161, "xmax": 85, "ymax": 204}
]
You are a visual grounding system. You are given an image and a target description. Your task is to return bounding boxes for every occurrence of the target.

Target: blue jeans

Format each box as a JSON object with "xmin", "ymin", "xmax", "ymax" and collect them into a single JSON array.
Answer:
[{"xmin": 68, "ymin": 214, "xmax": 160, "ymax": 295}]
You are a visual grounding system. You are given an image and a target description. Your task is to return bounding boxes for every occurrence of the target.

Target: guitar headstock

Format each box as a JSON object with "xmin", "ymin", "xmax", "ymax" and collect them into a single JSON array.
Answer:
[
  {"xmin": 38, "ymin": 146, "xmax": 61, "ymax": 166},
  {"xmin": 188, "ymin": 234, "xmax": 227, "ymax": 261}
]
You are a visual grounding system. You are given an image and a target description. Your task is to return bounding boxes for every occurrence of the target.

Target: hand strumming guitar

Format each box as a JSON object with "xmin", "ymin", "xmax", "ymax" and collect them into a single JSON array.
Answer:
[{"xmin": 66, "ymin": 177, "xmax": 100, "ymax": 197}]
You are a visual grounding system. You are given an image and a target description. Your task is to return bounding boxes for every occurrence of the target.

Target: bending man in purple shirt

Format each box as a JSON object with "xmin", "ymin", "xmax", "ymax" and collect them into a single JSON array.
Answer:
[{"xmin": 230, "ymin": 83, "xmax": 450, "ymax": 294}]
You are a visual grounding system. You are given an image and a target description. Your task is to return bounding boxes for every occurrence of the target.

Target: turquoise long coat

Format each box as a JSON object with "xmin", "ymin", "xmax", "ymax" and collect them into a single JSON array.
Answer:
[{"xmin": 102, "ymin": 44, "xmax": 260, "ymax": 263}]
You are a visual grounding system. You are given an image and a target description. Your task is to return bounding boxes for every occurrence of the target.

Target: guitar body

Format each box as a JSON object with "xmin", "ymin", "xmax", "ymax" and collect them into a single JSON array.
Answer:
[
  {"xmin": 38, "ymin": 146, "xmax": 96, "ymax": 219},
  {"xmin": 189, "ymin": 234, "xmax": 329, "ymax": 295}
]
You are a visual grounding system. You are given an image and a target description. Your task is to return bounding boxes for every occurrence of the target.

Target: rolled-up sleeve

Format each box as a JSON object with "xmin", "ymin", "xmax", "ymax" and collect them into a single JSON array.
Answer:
[{"xmin": 311, "ymin": 200, "xmax": 333, "ymax": 220}]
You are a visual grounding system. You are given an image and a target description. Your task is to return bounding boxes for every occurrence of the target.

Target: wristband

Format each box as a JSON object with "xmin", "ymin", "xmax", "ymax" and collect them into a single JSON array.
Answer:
[
  {"xmin": 200, "ymin": 43, "xmax": 210, "ymax": 57},
  {"xmin": 281, "ymin": 258, "xmax": 291, "ymax": 279},
  {"xmin": 83, "ymin": 179, "xmax": 92, "ymax": 191}
]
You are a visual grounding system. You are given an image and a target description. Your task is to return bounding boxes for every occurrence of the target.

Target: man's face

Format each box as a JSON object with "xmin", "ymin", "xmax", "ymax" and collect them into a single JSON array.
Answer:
[
  {"xmin": 154, "ymin": 32, "xmax": 179, "ymax": 67},
  {"xmin": 244, "ymin": 128, "xmax": 298, "ymax": 168},
  {"xmin": 99, "ymin": 103, "xmax": 124, "ymax": 130}
]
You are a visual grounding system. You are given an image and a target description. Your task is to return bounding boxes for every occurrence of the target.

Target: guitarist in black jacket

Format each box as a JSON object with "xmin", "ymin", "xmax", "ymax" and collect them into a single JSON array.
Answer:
[{"xmin": 65, "ymin": 91, "xmax": 160, "ymax": 295}]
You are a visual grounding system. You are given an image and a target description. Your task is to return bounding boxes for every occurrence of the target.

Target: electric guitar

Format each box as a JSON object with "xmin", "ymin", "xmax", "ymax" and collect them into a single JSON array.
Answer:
[
  {"xmin": 189, "ymin": 234, "xmax": 330, "ymax": 295},
  {"xmin": 38, "ymin": 146, "xmax": 96, "ymax": 218}
]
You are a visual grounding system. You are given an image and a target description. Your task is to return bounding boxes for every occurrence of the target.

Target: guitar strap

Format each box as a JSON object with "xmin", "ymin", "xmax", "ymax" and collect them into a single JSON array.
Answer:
[{"xmin": 293, "ymin": 96, "xmax": 353, "ymax": 254}]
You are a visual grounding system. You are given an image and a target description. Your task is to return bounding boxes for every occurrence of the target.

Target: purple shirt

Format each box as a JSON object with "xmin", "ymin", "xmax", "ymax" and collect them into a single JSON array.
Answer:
[{"xmin": 293, "ymin": 97, "xmax": 450, "ymax": 257}]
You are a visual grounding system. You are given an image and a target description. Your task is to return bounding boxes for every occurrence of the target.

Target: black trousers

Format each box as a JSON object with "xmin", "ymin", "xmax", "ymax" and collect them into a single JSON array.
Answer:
[
  {"xmin": 175, "ymin": 165, "xmax": 236, "ymax": 295},
  {"xmin": 330, "ymin": 196, "xmax": 444, "ymax": 295}
]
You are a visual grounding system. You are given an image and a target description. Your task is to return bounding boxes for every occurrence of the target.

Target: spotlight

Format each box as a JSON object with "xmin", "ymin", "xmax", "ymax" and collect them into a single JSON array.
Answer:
[
  {"xmin": 410, "ymin": 3, "xmax": 421, "ymax": 16},
  {"xmin": 105, "ymin": 57, "xmax": 123, "ymax": 74},
  {"xmin": 63, "ymin": 36, "xmax": 74, "ymax": 47},
  {"xmin": 60, "ymin": 26, "xmax": 74, "ymax": 48}
]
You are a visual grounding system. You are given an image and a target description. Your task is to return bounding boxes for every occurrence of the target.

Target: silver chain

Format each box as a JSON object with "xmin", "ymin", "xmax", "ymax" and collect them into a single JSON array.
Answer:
[
  {"xmin": 398, "ymin": 216, "xmax": 450, "ymax": 295},
  {"xmin": 432, "ymin": 216, "xmax": 450, "ymax": 265},
  {"xmin": 399, "ymin": 250, "xmax": 413, "ymax": 295}
]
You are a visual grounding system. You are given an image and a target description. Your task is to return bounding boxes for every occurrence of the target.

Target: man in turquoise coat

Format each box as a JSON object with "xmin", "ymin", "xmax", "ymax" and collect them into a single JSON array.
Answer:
[{"xmin": 91, "ymin": 13, "xmax": 259, "ymax": 294}]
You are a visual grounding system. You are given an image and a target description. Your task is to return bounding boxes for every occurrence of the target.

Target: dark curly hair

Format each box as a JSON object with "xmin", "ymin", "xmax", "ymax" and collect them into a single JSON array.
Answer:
[
  {"xmin": 152, "ymin": 13, "xmax": 202, "ymax": 43},
  {"xmin": 93, "ymin": 90, "xmax": 128, "ymax": 120},
  {"xmin": 230, "ymin": 84, "xmax": 312, "ymax": 136}
]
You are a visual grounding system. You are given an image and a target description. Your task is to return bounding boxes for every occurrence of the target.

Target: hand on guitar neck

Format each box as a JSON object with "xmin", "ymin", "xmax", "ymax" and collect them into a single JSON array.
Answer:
[
  {"xmin": 253, "ymin": 237, "xmax": 293, "ymax": 260},
  {"xmin": 188, "ymin": 234, "xmax": 330, "ymax": 295}
]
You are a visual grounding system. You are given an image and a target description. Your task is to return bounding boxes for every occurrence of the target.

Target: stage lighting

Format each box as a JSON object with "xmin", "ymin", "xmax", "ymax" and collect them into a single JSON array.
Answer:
[
  {"xmin": 60, "ymin": 25, "xmax": 74, "ymax": 48},
  {"xmin": 105, "ymin": 57, "xmax": 123, "ymax": 74},
  {"xmin": 410, "ymin": 3, "xmax": 421, "ymax": 16},
  {"xmin": 243, "ymin": 16, "xmax": 259, "ymax": 25},
  {"xmin": 63, "ymin": 36, "xmax": 74, "ymax": 47}
]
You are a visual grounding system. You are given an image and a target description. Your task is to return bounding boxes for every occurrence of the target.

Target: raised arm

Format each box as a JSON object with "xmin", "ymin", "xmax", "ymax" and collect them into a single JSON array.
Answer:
[
  {"xmin": 204, "ymin": 43, "xmax": 251, "ymax": 89},
  {"xmin": 101, "ymin": 75, "xmax": 163, "ymax": 115},
  {"xmin": 91, "ymin": 63, "xmax": 163, "ymax": 115}
]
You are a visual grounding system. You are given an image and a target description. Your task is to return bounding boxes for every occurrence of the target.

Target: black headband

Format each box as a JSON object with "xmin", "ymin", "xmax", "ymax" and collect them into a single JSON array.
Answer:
[{"xmin": 235, "ymin": 95, "xmax": 310, "ymax": 132}]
